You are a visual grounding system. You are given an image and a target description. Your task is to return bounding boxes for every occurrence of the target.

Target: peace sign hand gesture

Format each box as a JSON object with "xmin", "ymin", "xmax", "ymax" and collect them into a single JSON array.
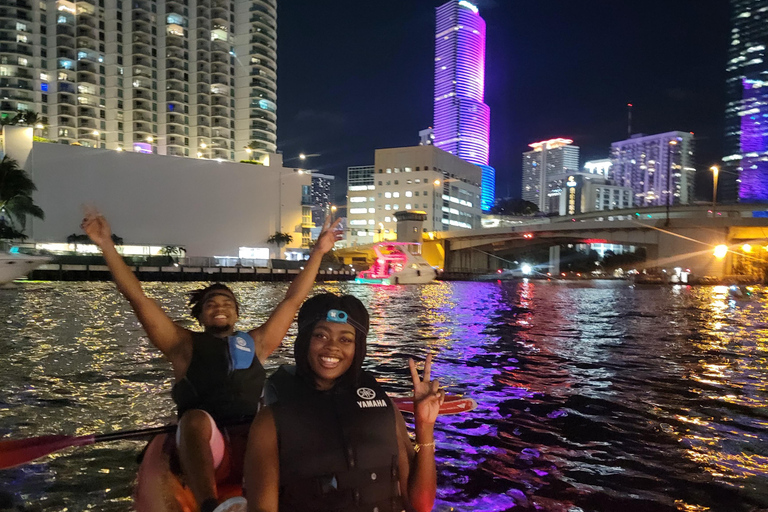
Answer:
[
  {"xmin": 409, "ymin": 353, "xmax": 445, "ymax": 426},
  {"xmin": 312, "ymin": 216, "xmax": 343, "ymax": 256}
]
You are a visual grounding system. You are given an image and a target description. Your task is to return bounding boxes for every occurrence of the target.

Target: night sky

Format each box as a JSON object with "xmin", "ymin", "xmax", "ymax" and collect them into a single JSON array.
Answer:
[{"xmin": 275, "ymin": 0, "xmax": 730, "ymax": 205}]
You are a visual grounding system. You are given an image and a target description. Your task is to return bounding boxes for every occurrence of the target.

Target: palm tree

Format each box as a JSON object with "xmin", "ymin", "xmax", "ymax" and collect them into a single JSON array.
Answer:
[
  {"xmin": 267, "ymin": 232, "xmax": 293, "ymax": 257},
  {"xmin": 9, "ymin": 111, "xmax": 44, "ymax": 127},
  {"xmin": 0, "ymin": 156, "xmax": 44, "ymax": 239},
  {"xmin": 160, "ymin": 245, "xmax": 186, "ymax": 262}
]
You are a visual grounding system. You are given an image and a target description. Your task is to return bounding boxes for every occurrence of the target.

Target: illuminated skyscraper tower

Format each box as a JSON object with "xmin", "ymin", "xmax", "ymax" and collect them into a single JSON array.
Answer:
[
  {"xmin": 0, "ymin": 0, "xmax": 277, "ymax": 163},
  {"xmin": 433, "ymin": 0, "xmax": 495, "ymax": 211},
  {"xmin": 724, "ymin": 0, "xmax": 768, "ymax": 201}
]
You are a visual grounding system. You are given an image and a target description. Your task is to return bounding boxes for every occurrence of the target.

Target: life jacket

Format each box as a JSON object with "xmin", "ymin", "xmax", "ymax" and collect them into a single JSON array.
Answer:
[
  {"xmin": 267, "ymin": 365, "xmax": 405, "ymax": 512},
  {"xmin": 171, "ymin": 331, "xmax": 265, "ymax": 424}
]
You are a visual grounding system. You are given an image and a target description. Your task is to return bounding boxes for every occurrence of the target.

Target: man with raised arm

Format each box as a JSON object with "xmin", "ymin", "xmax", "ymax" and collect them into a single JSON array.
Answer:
[{"xmin": 81, "ymin": 212, "xmax": 342, "ymax": 512}]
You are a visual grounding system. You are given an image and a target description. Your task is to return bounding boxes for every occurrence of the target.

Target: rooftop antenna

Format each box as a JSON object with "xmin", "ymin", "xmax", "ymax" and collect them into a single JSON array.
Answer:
[{"xmin": 627, "ymin": 103, "xmax": 633, "ymax": 138}]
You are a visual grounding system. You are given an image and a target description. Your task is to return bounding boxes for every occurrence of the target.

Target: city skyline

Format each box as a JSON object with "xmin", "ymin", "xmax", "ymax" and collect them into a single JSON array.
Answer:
[{"xmin": 277, "ymin": 1, "xmax": 729, "ymax": 204}]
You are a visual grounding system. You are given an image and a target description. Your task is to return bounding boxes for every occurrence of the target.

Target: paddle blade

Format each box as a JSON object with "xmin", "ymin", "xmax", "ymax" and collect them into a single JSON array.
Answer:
[
  {"xmin": 0, "ymin": 434, "xmax": 95, "ymax": 469},
  {"xmin": 391, "ymin": 395, "xmax": 477, "ymax": 415}
]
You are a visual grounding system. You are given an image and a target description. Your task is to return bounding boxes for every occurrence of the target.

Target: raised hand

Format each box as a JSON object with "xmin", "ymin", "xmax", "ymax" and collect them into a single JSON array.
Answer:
[
  {"xmin": 80, "ymin": 209, "xmax": 113, "ymax": 249},
  {"xmin": 312, "ymin": 216, "xmax": 343, "ymax": 255},
  {"xmin": 408, "ymin": 353, "xmax": 445, "ymax": 426}
]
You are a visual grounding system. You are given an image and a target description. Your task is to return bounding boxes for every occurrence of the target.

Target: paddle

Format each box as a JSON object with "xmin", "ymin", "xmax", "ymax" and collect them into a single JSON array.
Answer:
[
  {"xmin": 0, "ymin": 395, "xmax": 476, "ymax": 470},
  {"xmin": 0, "ymin": 424, "xmax": 178, "ymax": 470}
]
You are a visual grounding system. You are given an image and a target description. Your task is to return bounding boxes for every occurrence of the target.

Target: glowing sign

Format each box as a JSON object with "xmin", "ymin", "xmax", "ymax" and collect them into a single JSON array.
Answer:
[
  {"xmin": 566, "ymin": 176, "xmax": 577, "ymax": 187},
  {"xmin": 528, "ymin": 138, "xmax": 574, "ymax": 151}
]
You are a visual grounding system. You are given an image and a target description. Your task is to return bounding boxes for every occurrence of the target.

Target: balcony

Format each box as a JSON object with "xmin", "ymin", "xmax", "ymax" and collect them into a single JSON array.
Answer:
[{"xmin": 166, "ymin": 82, "xmax": 184, "ymax": 93}]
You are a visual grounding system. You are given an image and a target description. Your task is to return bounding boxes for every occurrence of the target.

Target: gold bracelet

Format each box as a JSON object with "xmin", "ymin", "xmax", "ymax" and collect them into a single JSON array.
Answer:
[{"xmin": 413, "ymin": 442, "xmax": 435, "ymax": 453}]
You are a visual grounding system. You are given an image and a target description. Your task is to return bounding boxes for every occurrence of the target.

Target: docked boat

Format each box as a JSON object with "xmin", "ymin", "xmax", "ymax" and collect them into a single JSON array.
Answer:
[
  {"xmin": 0, "ymin": 251, "xmax": 51, "ymax": 285},
  {"xmin": 355, "ymin": 242, "xmax": 437, "ymax": 285}
]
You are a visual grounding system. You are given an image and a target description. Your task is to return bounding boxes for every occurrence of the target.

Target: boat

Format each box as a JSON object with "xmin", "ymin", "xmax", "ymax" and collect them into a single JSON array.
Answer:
[
  {"xmin": 354, "ymin": 242, "xmax": 437, "ymax": 285},
  {"xmin": 0, "ymin": 250, "xmax": 51, "ymax": 285}
]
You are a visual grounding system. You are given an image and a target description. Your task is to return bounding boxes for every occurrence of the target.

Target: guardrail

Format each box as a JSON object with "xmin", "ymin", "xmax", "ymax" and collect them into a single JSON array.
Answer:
[{"xmin": 29, "ymin": 263, "xmax": 356, "ymax": 282}]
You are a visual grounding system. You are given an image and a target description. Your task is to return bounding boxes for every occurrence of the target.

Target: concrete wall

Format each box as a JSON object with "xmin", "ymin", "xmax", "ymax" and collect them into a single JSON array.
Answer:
[{"xmin": 3, "ymin": 126, "xmax": 309, "ymax": 258}]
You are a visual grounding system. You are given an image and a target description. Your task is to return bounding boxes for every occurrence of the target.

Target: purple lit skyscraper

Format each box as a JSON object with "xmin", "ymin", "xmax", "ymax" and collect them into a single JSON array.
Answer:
[{"xmin": 433, "ymin": 0, "xmax": 495, "ymax": 211}]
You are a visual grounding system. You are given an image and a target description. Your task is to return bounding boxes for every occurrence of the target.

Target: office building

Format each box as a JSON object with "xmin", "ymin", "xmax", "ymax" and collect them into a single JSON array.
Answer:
[
  {"xmin": 348, "ymin": 152, "xmax": 484, "ymax": 246},
  {"xmin": 610, "ymin": 131, "xmax": 696, "ymax": 207},
  {"xmin": 521, "ymin": 138, "xmax": 580, "ymax": 214},
  {"xmin": 724, "ymin": 0, "xmax": 768, "ymax": 201},
  {"xmin": 310, "ymin": 171, "xmax": 334, "ymax": 228},
  {"xmin": 0, "ymin": 0, "xmax": 277, "ymax": 163},
  {"xmin": 583, "ymin": 158, "xmax": 612, "ymax": 177},
  {"xmin": 364, "ymin": 145, "xmax": 482, "ymax": 238},
  {"xmin": 432, "ymin": 0, "xmax": 495, "ymax": 210},
  {"xmin": 346, "ymin": 165, "xmax": 376, "ymax": 245}
]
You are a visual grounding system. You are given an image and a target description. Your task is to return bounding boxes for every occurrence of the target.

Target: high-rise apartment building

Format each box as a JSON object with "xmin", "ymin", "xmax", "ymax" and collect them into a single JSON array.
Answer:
[
  {"xmin": 724, "ymin": 0, "xmax": 768, "ymax": 202},
  {"xmin": 432, "ymin": 0, "xmax": 495, "ymax": 211},
  {"xmin": 521, "ymin": 138, "xmax": 580, "ymax": 213},
  {"xmin": 0, "ymin": 0, "xmax": 277, "ymax": 163},
  {"xmin": 610, "ymin": 131, "xmax": 695, "ymax": 207},
  {"xmin": 310, "ymin": 171, "xmax": 334, "ymax": 228}
]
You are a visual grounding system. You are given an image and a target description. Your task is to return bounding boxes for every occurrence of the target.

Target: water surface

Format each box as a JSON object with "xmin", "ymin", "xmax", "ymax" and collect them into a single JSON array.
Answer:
[{"xmin": 1, "ymin": 281, "xmax": 767, "ymax": 511}]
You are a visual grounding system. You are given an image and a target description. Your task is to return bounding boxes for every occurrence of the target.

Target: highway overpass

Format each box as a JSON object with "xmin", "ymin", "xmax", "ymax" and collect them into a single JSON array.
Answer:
[{"xmin": 438, "ymin": 204, "xmax": 768, "ymax": 279}]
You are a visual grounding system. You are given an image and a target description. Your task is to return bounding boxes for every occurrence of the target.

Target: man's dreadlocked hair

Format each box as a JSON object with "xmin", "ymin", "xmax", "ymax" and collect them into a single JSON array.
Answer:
[{"xmin": 188, "ymin": 283, "xmax": 239, "ymax": 321}]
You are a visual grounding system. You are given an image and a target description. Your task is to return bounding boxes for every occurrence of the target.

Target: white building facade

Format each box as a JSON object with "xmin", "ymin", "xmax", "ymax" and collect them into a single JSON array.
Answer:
[
  {"xmin": 345, "ymin": 146, "xmax": 482, "ymax": 245},
  {"xmin": 0, "ymin": 0, "xmax": 277, "ymax": 163},
  {"xmin": 372, "ymin": 145, "xmax": 482, "ymax": 238},
  {"xmin": 610, "ymin": 131, "xmax": 695, "ymax": 207},
  {"xmin": 2, "ymin": 126, "xmax": 308, "ymax": 260}
]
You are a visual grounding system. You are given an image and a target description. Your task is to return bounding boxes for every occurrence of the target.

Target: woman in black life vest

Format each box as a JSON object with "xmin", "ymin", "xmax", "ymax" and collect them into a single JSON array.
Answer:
[{"xmin": 244, "ymin": 293, "xmax": 445, "ymax": 512}]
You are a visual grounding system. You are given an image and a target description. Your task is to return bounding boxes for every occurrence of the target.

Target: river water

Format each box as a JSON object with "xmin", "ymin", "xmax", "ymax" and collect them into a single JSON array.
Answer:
[{"xmin": 1, "ymin": 280, "xmax": 767, "ymax": 511}]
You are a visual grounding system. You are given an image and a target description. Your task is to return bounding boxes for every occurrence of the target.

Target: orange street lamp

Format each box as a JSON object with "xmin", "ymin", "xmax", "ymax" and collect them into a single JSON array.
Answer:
[{"xmin": 711, "ymin": 165, "xmax": 719, "ymax": 208}]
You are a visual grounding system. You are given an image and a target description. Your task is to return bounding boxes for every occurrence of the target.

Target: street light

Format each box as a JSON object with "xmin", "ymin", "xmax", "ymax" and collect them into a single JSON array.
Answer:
[{"xmin": 711, "ymin": 165, "xmax": 719, "ymax": 208}]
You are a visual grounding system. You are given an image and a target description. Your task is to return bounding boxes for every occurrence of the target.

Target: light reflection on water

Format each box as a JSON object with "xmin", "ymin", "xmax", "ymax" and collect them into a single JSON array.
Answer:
[{"xmin": 1, "ymin": 281, "xmax": 768, "ymax": 511}]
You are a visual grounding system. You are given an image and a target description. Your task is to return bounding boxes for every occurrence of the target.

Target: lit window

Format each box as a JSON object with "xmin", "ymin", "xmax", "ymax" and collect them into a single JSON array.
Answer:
[
  {"xmin": 368, "ymin": 220, "xmax": 375, "ymax": 225},
  {"xmin": 385, "ymin": 204, "xmax": 391, "ymax": 210},
  {"xmin": 405, "ymin": 191, "xmax": 412, "ymax": 197},
  {"xmin": 385, "ymin": 216, "xmax": 391, "ymax": 222},
  {"xmin": 393, "ymin": 192, "xmax": 400, "ymax": 198},
  {"xmin": 384, "ymin": 192, "xmax": 392, "ymax": 198},
  {"xmin": 349, "ymin": 197, "xmax": 366, "ymax": 203},
  {"xmin": 393, "ymin": 204, "xmax": 400, "ymax": 210},
  {"xmin": 405, "ymin": 204, "xmax": 412, "ymax": 209},
  {"xmin": 349, "ymin": 208, "xmax": 368, "ymax": 214},
  {"xmin": 368, "ymin": 208, "xmax": 375, "ymax": 213}
]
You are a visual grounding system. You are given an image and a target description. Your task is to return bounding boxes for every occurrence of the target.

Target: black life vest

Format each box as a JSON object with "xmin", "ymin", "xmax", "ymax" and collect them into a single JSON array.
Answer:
[
  {"xmin": 171, "ymin": 331, "xmax": 265, "ymax": 424},
  {"xmin": 267, "ymin": 366, "xmax": 405, "ymax": 512}
]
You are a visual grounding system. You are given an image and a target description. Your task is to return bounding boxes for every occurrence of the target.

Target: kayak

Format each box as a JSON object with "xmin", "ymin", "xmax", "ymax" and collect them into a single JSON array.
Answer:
[
  {"xmin": 134, "ymin": 434, "xmax": 243, "ymax": 512},
  {"xmin": 132, "ymin": 396, "xmax": 477, "ymax": 510}
]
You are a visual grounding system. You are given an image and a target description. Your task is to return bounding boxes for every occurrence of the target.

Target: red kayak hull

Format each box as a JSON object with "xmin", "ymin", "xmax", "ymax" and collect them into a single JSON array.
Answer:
[{"xmin": 134, "ymin": 434, "xmax": 242, "ymax": 512}]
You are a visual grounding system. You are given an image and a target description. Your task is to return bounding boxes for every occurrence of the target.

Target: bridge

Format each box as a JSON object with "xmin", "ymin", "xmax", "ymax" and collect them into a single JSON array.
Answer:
[{"xmin": 438, "ymin": 204, "xmax": 768, "ymax": 279}]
